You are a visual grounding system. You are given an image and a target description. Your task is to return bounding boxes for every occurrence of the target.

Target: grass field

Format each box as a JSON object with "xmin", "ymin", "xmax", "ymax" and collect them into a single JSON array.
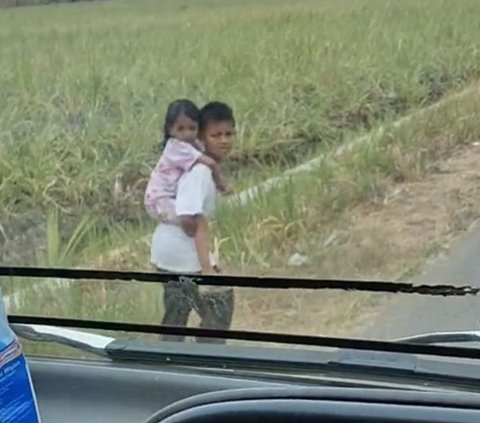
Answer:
[
  {"xmin": 9, "ymin": 83, "xmax": 480, "ymax": 338},
  {"xmin": 3, "ymin": 0, "xmax": 480, "ymax": 349},
  {"xmin": 2, "ymin": 1, "xmax": 480, "ymax": 240}
]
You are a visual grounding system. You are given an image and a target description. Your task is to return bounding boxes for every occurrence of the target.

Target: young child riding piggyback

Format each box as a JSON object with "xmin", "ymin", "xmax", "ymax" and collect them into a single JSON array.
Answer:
[{"xmin": 144, "ymin": 99, "xmax": 231, "ymax": 225}]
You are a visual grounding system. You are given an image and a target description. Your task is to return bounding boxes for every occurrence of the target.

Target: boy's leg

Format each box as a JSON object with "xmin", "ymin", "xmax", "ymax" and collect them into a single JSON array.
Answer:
[
  {"xmin": 160, "ymin": 280, "xmax": 191, "ymax": 342},
  {"xmin": 196, "ymin": 288, "xmax": 235, "ymax": 344},
  {"xmin": 158, "ymin": 269, "xmax": 198, "ymax": 342}
]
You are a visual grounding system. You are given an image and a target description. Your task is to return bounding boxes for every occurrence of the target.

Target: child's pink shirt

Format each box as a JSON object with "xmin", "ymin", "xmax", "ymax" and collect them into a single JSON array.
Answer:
[{"xmin": 144, "ymin": 138, "xmax": 204, "ymax": 221}]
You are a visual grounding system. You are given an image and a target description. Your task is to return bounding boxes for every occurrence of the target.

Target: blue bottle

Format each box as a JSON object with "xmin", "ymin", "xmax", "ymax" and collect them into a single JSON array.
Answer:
[{"xmin": 0, "ymin": 286, "xmax": 41, "ymax": 422}]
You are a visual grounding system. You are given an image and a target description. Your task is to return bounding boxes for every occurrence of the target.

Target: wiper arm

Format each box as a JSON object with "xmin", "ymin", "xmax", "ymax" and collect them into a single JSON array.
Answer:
[
  {"xmin": 10, "ymin": 322, "xmax": 480, "ymax": 390},
  {"xmin": 11, "ymin": 323, "xmax": 116, "ymax": 358},
  {"xmin": 395, "ymin": 331, "xmax": 480, "ymax": 345},
  {"xmin": 10, "ymin": 314, "xmax": 480, "ymax": 360}
]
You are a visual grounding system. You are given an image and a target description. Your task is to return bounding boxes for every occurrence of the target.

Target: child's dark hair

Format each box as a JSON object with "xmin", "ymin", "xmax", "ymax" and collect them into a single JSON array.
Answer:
[
  {"xmin": 199, "ymin": 101, "xmax": 235, "ymax": 132},
  {"xmin": 162, "ymin": 99, "xmax": 200, "ymax": 148}
]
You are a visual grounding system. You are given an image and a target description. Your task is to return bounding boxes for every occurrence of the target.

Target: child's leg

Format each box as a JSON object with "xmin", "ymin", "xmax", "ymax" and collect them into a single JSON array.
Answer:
[
  {"xmin": 156, "ymin": 198, "xmax": 181, "ymax": 225},
  {"xmin": 196, "ymin": 288, "xmax": 235, "ymax": 344}
]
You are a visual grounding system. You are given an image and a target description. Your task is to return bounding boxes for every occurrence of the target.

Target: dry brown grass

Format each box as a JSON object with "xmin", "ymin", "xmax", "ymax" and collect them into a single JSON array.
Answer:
[
  {"xmin": 228, "ymin": 143, "xmax": 480, "ymax": 337},
  {"xmin": 8, "ymin": 121, "xmax": 480, "ymax": 359},
  {"xmin": 48, "ymin": 89, "xmax": 480, "ymax": 340},
  {"xmin": 72, "ymin": 143, "xmax": 480, "ymax": 340}
]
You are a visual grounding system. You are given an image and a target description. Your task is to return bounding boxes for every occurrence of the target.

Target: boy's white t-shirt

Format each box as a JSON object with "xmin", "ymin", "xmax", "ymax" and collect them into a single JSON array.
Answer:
[{"xmin": 150, "ymin": 163, "xmax": 217, "ymax": 273}]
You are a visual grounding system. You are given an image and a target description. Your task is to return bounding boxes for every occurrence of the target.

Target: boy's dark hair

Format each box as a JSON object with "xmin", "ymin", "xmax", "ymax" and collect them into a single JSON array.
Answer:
[
  {"xmin": 162, "ymin": 99, "xmax": 200, "ymax": 148},
  {"xmin": 199, "ymin": 101, "xmax": 235, "ymax": 132}
]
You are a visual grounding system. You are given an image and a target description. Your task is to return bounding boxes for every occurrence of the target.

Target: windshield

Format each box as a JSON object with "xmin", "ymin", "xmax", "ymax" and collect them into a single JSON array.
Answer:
[{"xmin": 1, "ymin": 0, "xmax": 480, "ymax": 367}]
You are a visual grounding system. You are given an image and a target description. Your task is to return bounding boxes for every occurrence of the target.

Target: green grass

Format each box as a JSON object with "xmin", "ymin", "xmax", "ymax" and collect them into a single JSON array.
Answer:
[
  {"xmin": 7, "ymin": 83, "xmax": 480, "ymax": 324},
  {"xmin": 4, "ymin": 0, "xmax": 480, "ymax": 353},
  {"xmin": 216, "ymin": 85, "xmax": 480, "ymax": 268},
  {"xmin": 2, "ymin": 0, "xmax": 480, "ymax": 246}
]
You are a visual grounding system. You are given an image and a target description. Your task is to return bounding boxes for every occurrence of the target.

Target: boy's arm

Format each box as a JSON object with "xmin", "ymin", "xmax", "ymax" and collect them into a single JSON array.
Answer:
[
  {"xmin": 178, "ymin": 207, "xmax": 215, "ymax": 274},
  {"xmin": 193, "ymin": 215, "xmax": 215, "ymax": 275},
  {"xmin": 179, "ymin": 214, "xmax": 214, "ymax": 274},
  {"xmin": 176, "ymin": 165, "xmax": 215, "ymax": 274},
  {"xmin": 176, "ymin": 164, "xmax": 208, "ymax": 237},
  {"xmin": 179, "ymin": 215, "xmax": 197, "ymax": 237}
]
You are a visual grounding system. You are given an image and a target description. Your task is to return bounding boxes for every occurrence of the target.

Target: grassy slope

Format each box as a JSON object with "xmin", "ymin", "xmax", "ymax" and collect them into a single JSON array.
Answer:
[
  {"xmin": 8, "ymin": 84, "xmax": 480, "ymax": 337},
  {"xmin": 91, "ymin": 83, "xmax": 480, "ymax": 272},
  {"xmin": 3, "ymin": 0, "xmax": 480, "ymax": 348},
  {"xmin": 2, "ymin": 0, "xmax": 480, "ymax": 244}
]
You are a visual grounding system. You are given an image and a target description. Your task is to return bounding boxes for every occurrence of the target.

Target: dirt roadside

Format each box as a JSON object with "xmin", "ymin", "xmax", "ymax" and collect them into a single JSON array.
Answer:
[
  {"xmin": 230, "ymin": 142, "xmax": 480, "ymax": 338},
  {"xmin": 76, "ymin": 141, "xmax": 480, "ymax": 341}
]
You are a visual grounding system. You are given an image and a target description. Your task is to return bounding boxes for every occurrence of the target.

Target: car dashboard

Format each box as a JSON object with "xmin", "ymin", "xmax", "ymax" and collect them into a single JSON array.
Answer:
[{"xmin": 30, "ymin": 356, "xmax": 480, "ymax": 423}]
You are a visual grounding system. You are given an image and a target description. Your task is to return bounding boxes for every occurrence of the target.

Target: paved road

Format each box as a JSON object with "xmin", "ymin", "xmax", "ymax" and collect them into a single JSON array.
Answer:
[{"xmin": 363, "ymin": 220, "xmax": 480, "ymax": 340}]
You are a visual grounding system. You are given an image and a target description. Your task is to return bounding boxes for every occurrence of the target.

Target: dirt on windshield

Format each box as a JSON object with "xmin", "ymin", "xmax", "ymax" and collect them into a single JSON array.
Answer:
[{"xmin": 227, "ymin": 142, "xmax": 480, "ymax": 338}]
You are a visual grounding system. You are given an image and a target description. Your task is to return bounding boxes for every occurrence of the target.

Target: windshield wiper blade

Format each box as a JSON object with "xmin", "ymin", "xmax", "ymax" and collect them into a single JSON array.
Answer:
[
  {"xmin": 11, "ymin": 323, "xmax": 116, "ymax": 358},
  {"xmin": 1, "ymin": 265, "xmax": 478, "ymax": 297},
  {"xmin": 395, "ymin": 331, "xmax": 480, "ymax": 345},
  {"xmin": 9, "ymin": 314, "xmax": 480, "ymax": 360}
]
